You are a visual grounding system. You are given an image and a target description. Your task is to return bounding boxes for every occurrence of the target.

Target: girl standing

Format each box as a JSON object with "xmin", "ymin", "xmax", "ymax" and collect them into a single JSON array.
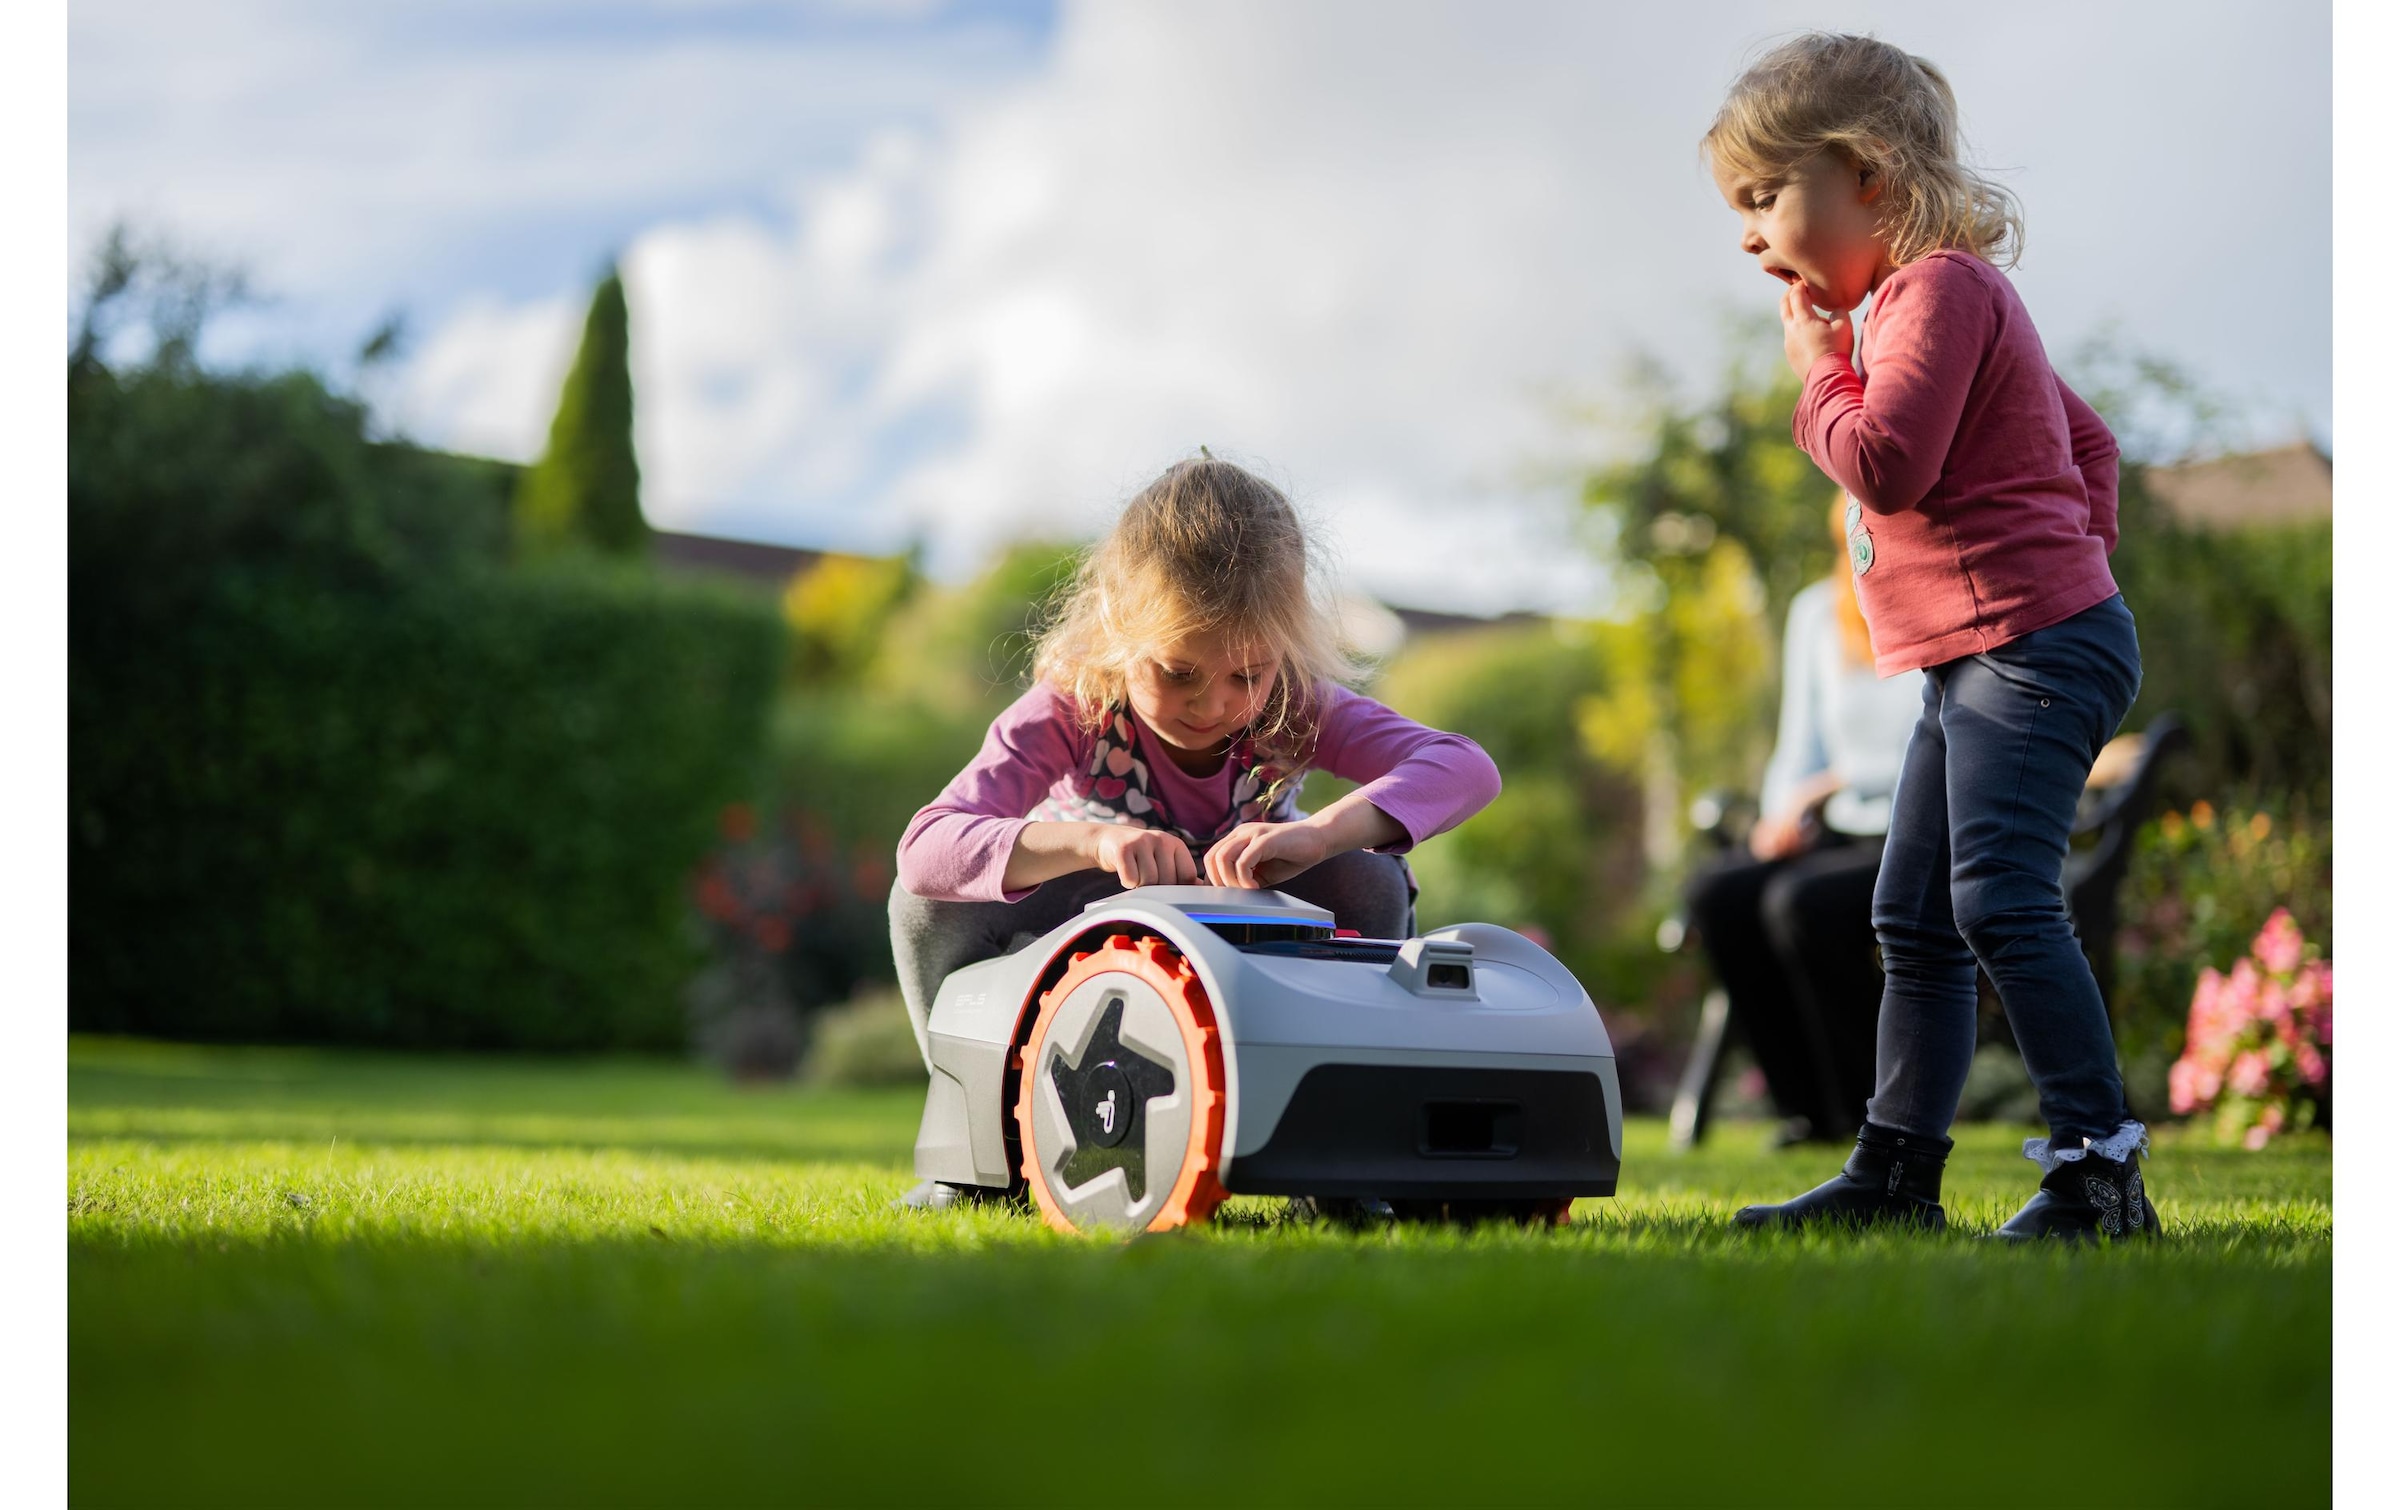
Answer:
[
  {"xmin": 1705, "ymin": 33, "xmax": 2154, "ymax": 1239},
  {"xmin": 889, "ymin": 457, "xmax": 1500, "ymax": 1208}
]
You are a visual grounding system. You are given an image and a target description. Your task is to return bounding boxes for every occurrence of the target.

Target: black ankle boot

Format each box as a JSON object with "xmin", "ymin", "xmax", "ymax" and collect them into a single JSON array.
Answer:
[
  {"xmin": 1733, "ymin": 1123, "xmax": 1951, "ymax": 1231},
  {"xmin": 1991, "ymin": 1123, "xmax": 2159, "ymax": 1243}
]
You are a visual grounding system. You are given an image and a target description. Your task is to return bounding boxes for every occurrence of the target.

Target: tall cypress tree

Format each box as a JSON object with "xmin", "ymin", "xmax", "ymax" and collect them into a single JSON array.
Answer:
[{"xmin": 516, "ymin": 266, "xmax": 646, "ymax": 556}]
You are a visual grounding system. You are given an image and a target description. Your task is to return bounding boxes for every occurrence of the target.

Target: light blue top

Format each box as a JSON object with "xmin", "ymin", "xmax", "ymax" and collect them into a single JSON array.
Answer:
[{"xmin": 1759, "ymin": 579, "xmax": 1926, "ymax": 838}]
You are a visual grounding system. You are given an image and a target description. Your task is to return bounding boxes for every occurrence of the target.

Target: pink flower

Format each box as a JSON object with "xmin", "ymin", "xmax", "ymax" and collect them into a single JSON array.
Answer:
[
  {"xmin": 2259, "ymin": 978, "xmax": 2293, "ymax": 1026},
  {"xmin": 2295, "ymin": 962, "xmax": 2333, "ymax": 1046},
  {"xmin": 2254, "ymin": 908, "xmax": 2306, "ymax": 976},
  {"xmin": 2244, "ymin": 1121, "xmax": 2273, "ymax": 1151},
  {"xmin": 2169, "ymin": 1056, "xmax": 2204, "ymax": 1115},
  {"xmin": 2292, "ymin": 1038, "xmax": 2328, "ymax": 1090},
  {"xmin": 2229, "ymin": 1050, "xmax": 2273, "ymax": 1099},
  {"xmin": 2224, "ymin": 959, "xmax": 2263, "ymax": 1024},
  {"xmin": 2187, "ymin": 967, "xmax": 2231, "ymax": 1054}
]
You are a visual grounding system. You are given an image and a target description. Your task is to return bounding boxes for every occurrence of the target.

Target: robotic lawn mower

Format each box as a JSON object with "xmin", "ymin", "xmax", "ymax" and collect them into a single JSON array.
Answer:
[{"xmin": 910, "ymin": 886, "xmax": 1623, "ymax": 1235}]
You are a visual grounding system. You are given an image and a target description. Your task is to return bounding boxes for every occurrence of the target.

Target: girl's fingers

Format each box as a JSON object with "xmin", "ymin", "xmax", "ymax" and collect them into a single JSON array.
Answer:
[
  {"xmin": 1239, "ymin": 831, "xmax": 1280, "ymax": 888},
  {"xmin": 1220, "ymin": 833, "xmax": 1249, "ymax": 888},
  {"xmin": 1238, "ymin": 828, "xmax": 1271, "ymax": 886},
  {"xmin": 1223, "ymin": 830, "xmax": 1258, "ymax": 888}
]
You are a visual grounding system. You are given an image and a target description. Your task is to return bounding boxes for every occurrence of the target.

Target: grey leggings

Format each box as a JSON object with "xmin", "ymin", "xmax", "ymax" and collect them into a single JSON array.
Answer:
[{"xmin": 888, "ymin": 849, "xmax": 1415, "ymax": 1065}]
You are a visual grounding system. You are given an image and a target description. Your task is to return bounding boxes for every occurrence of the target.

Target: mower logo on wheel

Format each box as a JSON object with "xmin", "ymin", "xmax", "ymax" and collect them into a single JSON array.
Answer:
[{"xmin": 1049, "ymin": 1000, "xmax": 1174, "ymax": 1196}]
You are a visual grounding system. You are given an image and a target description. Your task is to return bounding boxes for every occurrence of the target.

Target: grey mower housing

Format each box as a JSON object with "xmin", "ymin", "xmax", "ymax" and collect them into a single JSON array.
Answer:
[{"xmin": 912, "ymin": 885, "xmax": 1622, "ymax": 1216}]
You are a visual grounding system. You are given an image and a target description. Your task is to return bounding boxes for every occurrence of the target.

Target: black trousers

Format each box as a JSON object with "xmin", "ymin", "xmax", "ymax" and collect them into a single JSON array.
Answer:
[{"xmin": 1683, "ymin": 834, "xmax": 1886, "ymax": 1137}]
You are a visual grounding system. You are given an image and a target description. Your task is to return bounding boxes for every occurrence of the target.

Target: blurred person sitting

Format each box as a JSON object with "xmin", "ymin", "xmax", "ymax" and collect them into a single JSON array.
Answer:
[{"xmin": 1683, "ymin": 492, "xmax": 1922, "ymax": 1143}]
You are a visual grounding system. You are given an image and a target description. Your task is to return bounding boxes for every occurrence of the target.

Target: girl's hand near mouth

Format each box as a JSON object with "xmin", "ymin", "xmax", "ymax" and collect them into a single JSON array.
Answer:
[{"xmin": 1780, "ymin": 278, "xmax": 1854, "ymax": 379}]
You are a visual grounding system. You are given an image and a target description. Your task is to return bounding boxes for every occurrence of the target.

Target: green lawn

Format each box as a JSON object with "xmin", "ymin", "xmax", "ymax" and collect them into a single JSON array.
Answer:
[{"xmin": 70, "ymin": 1036, "xmax": 2330, "ymax": 1507}]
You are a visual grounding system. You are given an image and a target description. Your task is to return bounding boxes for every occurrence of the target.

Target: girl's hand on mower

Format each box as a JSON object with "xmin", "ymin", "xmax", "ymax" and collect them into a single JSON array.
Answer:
[
  {"xmin": 1205, "ymin": 820, "xmax": 1330, "ymax": 889},
  {"xmin": 1089, "ymin": 825, "xmax": 1199, "ymax": 888}
]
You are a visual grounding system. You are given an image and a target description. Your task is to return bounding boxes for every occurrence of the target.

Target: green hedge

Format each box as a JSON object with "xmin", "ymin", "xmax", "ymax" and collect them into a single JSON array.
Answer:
[
  {"xmin": 71, "ymin": 565, "xmax": 784, "ymax": 1050},
  {"xmin": 2112, "ymin": 502, "xmax": 2332, "ymax": 807}
]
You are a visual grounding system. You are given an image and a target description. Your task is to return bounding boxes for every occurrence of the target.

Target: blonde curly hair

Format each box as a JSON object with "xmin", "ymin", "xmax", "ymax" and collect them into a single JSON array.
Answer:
[
  {"xmin": 1030, "ymin": 456, "xmax": 1362, "ymax": 752},
  {"xmin": 1704, "ymin": 32, "xmax": 2024, "ymax": 269}
]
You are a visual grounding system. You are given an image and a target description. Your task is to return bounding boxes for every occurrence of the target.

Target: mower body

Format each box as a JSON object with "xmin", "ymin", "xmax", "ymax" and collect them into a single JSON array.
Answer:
[{"xmin": 913, "ymin": 886, "xmax": 1622, "ymax": 1206}]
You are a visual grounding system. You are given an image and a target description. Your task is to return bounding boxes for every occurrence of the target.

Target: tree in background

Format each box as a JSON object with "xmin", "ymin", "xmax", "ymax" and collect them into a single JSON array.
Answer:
[
  {"xmin": 1567, "ymin": 325, "xmax": 1800, "ymax": 866},
  {"xmin": 783, "ymin": 551, "xmax": 923, "ymax": 686},
  {"xmin": 516, "ymin": 267, "xmax": 647, "ymax": 557},
  {"xmin": 69, "ymin": 239, "xmax": 781, "ymax": 1053},
  {"xmin": 1580, "ymin": 320, "xmax": 1834, "ymax": 638}
]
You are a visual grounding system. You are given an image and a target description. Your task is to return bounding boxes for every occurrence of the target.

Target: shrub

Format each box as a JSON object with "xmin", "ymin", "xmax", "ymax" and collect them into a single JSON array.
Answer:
[
  {"xmin": 2110, "ymin": 496, "xmax": 2331, "ymax": 807},
  {"xmin": 2111, "ymin": 796, "xmax": 2331, "ymax": 1115},
  {"xmin": 782, "ymin": 553, "xmax": 922, "ymax": 687},
  {"xmin": 802, "ymin": 990, "xmax": 928, "ymax": 1088},
  {"xmin": 1373, "ymin": 623, "xmax": 1641, "ymax": 975},
  {"xmin": 70, "ymin": 243, "xmax": 784, "ymax": 1053},
  {"xmin": 71, "ymin": 564, "xmax": 784, "ymax": 1050},
  {"xmin": 69, "ymin": 359, "xmax": 509, "ymax": 633},
  {"xmin": 688, "ymin": 800, "xmax": 899, "ymax": 1038},
  {"xmin": 2167, "ymin": 910, "xmax": 2332, "ymax": 1147}
]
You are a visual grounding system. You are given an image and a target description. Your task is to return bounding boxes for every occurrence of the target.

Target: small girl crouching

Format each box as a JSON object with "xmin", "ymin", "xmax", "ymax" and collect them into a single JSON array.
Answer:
[{"xmin": 889, "ymin": 458, "xmax": 1500, "ymax": 1205}]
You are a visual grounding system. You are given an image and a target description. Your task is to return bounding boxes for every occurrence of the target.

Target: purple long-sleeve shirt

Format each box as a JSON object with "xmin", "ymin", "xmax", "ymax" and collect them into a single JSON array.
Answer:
[{"xmin": 896, "ymin": 680, "xmax": 1502, "ymax": 903}]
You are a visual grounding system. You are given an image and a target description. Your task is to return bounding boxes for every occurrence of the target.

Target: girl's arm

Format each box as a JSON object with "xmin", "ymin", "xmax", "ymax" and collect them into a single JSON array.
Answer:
[
  {"xmin": 1307, "ymin": 684, "xmax": 1502, "ymax": 849},
  {"xmin": 1792, "ymin": 256, "xmax": 1993, "ymax": 516},
  {"xmin": 1004, "ymin": 820, "xmax": 1197, "ymax": 892},
  {"xmin": 1203, "ymin": 684, "xmax": 1500, "ymax": 888},
  {"xmin": 2057, "ymin": 375, "xmax": 2122, "ymax": 554},
  {"xmin": 895, "ymin": 685, "xmax": 1087, "ymax": 903}
]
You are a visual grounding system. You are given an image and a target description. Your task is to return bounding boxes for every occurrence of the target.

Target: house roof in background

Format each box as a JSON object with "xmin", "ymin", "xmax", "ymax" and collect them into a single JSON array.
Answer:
[
  {"xmin": 2145, "ymin": 442, "xmax": 2331, "ymax": 531},
  {"xmin": 653, "ymin": 531, "xmax": 823, "ymax": 588},
  {"xmin": 1385, "ymin": 605, "xmax": 1547, "ymax": 640}
]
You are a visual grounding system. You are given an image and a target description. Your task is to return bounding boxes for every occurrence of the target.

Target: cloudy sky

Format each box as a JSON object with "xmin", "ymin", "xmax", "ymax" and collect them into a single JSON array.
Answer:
[{"xmin": 71, "ymin": 0, "xmax": 2330, "ymax": 613}]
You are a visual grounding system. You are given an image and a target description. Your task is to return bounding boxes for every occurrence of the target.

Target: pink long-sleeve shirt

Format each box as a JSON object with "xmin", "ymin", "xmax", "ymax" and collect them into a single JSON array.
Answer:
[
  {"xmin": 897, "ymin": 680, "xmax": 1502, "ymax": 903},
  {"xmin": 1793, "ymin": 248, "xmax": 2122, "ymax": 677}
]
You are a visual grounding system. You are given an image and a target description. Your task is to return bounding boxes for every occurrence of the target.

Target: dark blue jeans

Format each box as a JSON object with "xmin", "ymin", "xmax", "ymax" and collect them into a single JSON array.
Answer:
[{"xmin": 1865, "ymin": 595, "xmax": 2143, "ymax": 1144}]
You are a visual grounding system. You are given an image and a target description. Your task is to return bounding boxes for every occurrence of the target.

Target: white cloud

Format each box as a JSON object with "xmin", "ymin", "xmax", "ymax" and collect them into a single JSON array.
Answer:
[
  {"xmin": 385, "ymin": 295, "xmax": 580, "ymax": 462},
  {"xmin": 80, "ymin": 0, "xmax": 2327, "ymax": 613}
]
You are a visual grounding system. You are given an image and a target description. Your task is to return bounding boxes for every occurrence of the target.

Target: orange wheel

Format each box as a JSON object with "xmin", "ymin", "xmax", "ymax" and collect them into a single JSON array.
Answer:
[{"xmin": 1013, "ymin": 934, "xmax": 1229, "ymax": 1235}]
